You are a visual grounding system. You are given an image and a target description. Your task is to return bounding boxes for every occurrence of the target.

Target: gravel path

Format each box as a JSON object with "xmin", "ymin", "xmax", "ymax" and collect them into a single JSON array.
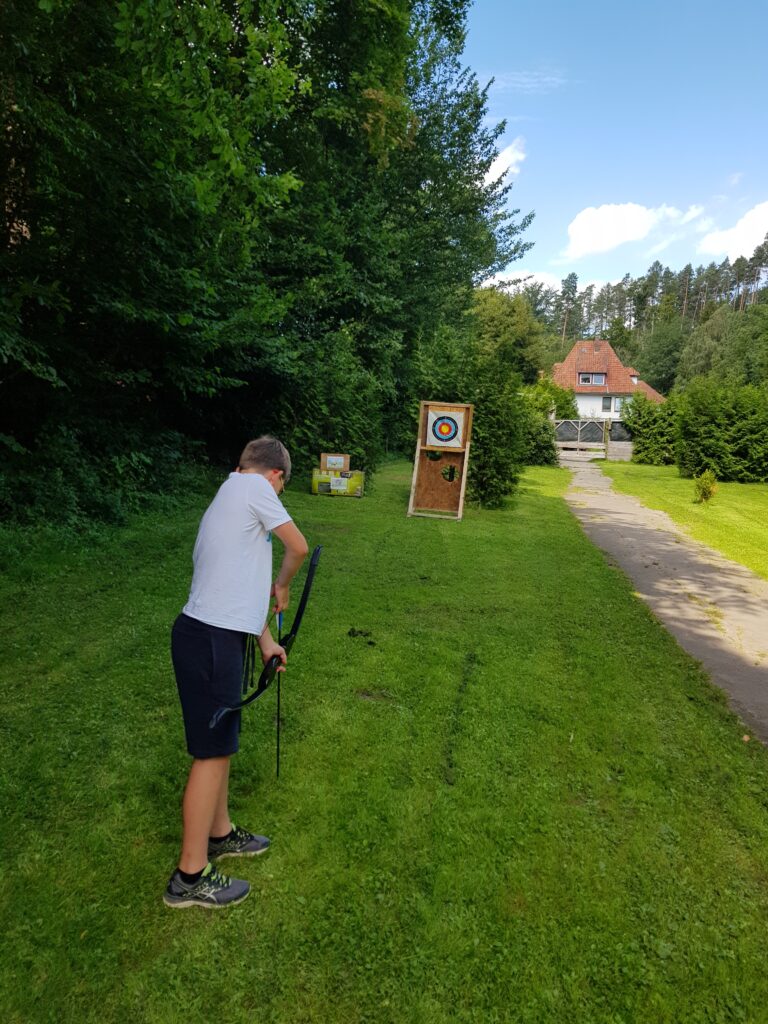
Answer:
[{"xmin": 563, "ymin": 458, "xmax": 768, "ymax": 741}]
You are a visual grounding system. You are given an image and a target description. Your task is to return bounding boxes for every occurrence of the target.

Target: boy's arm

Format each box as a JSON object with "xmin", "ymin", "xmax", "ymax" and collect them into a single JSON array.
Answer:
[
  {"xmin": 257, "ymin": 623, "xmax": 286, "ymax": 669},
  {"xmin": 271, "ymin": 521, "xmax": 309, "ymax": 612}
]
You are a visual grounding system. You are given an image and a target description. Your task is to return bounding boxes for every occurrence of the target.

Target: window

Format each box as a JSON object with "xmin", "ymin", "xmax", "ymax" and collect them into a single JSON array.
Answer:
[
  {"xmin": 614, "ymin": 397, "xmax": 623, "ymax": 412},
  {"xmin": 579, "ymin": 372, "xmax": 606, "ymax": 385},
  {"xmin": 592, "ymin": 373, "xmax": 605, "ymax": 385},
  {"xmin": 601, "ymin": 397, "xmax": 612, "ymax": 412},
  {"xmin": 579, "ymin": 373, "xmax": 592, "ymax": 384}
]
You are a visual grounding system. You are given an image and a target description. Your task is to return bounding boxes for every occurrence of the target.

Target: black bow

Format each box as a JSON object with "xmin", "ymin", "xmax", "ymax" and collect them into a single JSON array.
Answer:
[{"xmin": 209, "ymin": 545, "xmax": 322, "ymax": 774}]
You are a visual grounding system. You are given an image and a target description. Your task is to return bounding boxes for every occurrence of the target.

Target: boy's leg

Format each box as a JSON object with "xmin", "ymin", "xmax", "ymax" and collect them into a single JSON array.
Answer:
[
  {"xmin": 179, "ymin": 755, "xmax": 231, "ymax": 873},
  {"xmin": 210, "ymin": 757, "xmax": 233, "ymax": 839}
]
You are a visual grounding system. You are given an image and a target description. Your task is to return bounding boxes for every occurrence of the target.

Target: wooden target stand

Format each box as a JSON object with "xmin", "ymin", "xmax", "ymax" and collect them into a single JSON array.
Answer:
[{"xmin": 407, "ymin": 401, "xmax": 474, "ymax": 521}]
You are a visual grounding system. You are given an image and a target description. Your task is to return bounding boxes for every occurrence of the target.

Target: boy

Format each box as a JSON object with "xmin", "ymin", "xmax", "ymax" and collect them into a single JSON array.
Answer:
[{"xmin": 164, "ymin": 436, "xmax": 308, "ymax": 908}]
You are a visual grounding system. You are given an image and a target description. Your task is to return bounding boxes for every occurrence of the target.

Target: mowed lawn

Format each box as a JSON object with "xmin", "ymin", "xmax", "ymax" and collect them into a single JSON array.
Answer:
[
  {"xmin": 3, "ymin": 462, "xmax": 768, "ymax": 1024},
  {"xmin": 601, "ymin": 462, "xmax": 768, "ymax": 581}
]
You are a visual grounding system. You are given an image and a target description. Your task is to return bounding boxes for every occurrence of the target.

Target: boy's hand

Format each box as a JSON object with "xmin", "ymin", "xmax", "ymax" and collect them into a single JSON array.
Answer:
[
  {"xmin": 260, "ymin": 639, "xmax": 287, "ymax": 672},
  {"xmin": 271, "ymin": 581, "xmax": 290, "ymax": 613}
]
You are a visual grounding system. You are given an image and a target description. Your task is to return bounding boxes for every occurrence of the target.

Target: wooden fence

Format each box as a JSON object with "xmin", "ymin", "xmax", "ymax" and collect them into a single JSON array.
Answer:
[{"xmin": 554, "ymin": 419, "xmax": 608, "ymax": 459}]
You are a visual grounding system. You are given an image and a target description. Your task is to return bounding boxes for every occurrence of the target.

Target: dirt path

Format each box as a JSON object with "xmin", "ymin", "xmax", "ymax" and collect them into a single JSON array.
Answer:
[{"xmin": 563, "ymin": 458, "xmax": 768, "ymax": 741}]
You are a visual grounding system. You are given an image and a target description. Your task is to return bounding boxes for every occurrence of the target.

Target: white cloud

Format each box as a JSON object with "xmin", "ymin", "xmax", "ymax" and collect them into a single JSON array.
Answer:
[
  {"xmin": 484, "ymin": 137, "xmax": 526, "ymax": 185},
  {"xmin": 560, "ymin": 203, "xmax": 707, "ymax": 261},
  {"xmin": 488, "ymin": 269, "xmax": 616, "ymax": 294},
  {"xmin": 728, "ymin": 172, "xmax": 744, "ymax": 186},
  {"xmin": 698, "ymin": 201, "xmax": 768, "ymax": 261},
  {"xmin": 562, "ymin": 203, "xmax": 682, "ymax": 260},
  {"xmin": 680, "ymin": 205, "xmax": 705, "ymax": 224},
  {"xmin": 491, "ymin": 70, "xmax": 566, "ymax": 94},
  {"xmin": 694, "ymin": 216, "xmax": 715, "ymax": 234}
]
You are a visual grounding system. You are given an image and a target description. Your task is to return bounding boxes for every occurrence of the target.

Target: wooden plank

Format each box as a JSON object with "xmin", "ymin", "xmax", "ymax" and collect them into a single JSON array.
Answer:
[
  {"xmin": 410, "ymin": 511, "xmax": 462, "ymax": 520},
  {"xmin": 456, "ymin": 439, "xmax": 471, "ymax": 521},
  {"xmin": 413, "ymin": 450, "xmax": 465, "ymax": 515},
  {"xmin": 406, "ymin": 438, "xmax": 421, "ymax": 517}
]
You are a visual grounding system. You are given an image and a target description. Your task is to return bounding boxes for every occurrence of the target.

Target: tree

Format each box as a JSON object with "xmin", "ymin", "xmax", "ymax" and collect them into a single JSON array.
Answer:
[
  {"xmin": 557, "ymin": 272, "xmax": 580, "ymax": 342},
  {"xmin": 471, "ymin": 289, "xmax": 543, "ymax": 383},
  {"xmin": 635, "ymin": 295, "xmax": 683, "ymax": 394}
]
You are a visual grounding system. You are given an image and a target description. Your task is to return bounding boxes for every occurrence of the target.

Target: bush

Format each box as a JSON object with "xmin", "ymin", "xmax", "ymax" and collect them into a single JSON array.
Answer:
[
  {"xmin": 524, "ymin": 378, "xmax": 578, "ymax": 419},
  {"xmin": 693, "ymin": 469, "xmax": 718, "ymax": 504},
  {"xmin": 0, "ymin": 425, "xmax": 201, "ymax": 527},
  {"xmin": 675, "ymin": 379, "xmax": 768, "ymax": 482},
  {"xmin": 622, "ymin": 393, "xmax": 677, "ymax": 465},
  {"xmin": 519, "ymin": 406, "xmax": 558, "ymax": 466},
  {"xmin": 463, "ymin": 362, "xmax": 527, "ymax": 507}
]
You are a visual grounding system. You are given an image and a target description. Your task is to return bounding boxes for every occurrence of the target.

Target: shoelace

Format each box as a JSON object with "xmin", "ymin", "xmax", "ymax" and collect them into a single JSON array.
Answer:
[{"xmin": 207, "ymin": 866, "xmax": 231, "ymax": 888}]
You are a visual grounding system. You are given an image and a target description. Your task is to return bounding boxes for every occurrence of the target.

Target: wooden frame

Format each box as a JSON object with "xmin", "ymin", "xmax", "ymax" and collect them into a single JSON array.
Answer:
[{"xmin": 407, "ymin": 401, "xmax": 474, "ymax": 521}]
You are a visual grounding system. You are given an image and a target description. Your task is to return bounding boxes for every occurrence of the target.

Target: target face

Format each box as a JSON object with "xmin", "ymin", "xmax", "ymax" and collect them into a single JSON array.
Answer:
[
  {"xmin": 432, "ymin": 416, "xmax": 459, "ymax": 442},
  {"xmin": 427, "ymin": 408, "xmax": 465, "ymax": 449}
]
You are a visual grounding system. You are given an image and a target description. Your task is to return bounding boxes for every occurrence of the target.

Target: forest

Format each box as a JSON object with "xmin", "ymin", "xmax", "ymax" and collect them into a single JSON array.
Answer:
[
  {"xmin": 512, "ymin": 243, "xmax": 768, "ymax": 395},
  {"xmin": 2, "ymin": 1, "xmax": 767, "ymax": 523}
]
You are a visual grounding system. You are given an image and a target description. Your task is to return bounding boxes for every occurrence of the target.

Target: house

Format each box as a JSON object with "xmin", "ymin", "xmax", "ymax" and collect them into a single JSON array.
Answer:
[{"xmin": 551, "ymin": 339, "xmax": 665, "ymax": 420}]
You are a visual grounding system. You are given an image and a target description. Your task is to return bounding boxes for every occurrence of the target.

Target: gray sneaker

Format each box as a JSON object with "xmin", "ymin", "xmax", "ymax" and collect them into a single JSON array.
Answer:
[
  {"xmin": 163, "ymin": 863, "xmax": 250, "ymax": 909},
  {"xmin": 208, "ymin": 824, "xmax": 270, "ymax": 861}
]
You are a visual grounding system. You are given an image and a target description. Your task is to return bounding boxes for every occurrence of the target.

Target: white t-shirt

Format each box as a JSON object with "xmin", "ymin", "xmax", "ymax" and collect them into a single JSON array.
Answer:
[{"xmin": 182, "ymin": 472, "xmax": 292, "ymax": 635}]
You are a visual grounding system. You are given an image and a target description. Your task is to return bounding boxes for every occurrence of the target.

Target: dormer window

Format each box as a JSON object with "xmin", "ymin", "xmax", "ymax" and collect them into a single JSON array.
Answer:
[
  {"xmin": 578, "ymin": 373, "xmax": 605, "ymax": 385},
  {"xmin": 631, "ymin": 375, "xmax": 638, "ymax": 384}
]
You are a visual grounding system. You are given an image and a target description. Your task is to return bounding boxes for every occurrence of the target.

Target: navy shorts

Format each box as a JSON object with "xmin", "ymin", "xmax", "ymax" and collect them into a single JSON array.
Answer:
[{"xmin": 171, "ymin": 613, "xmax": 246, "ymax": 758}]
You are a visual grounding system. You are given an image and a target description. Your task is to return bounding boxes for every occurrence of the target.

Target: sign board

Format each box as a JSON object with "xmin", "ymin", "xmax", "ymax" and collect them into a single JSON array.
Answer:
[
  {"xmin": 320, "ymin": 453, "xmax": 350, "ymax": 472},
  {"xmin": 312, "ymin": 469, "xmax": 364, "ymax": 497}
]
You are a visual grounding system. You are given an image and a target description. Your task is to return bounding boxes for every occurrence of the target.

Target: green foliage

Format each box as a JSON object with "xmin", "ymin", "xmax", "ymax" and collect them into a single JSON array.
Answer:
[
  {"xmin": 675, "ymin": 379, "xmax": 768, "ymax": 482},
  {"xmin": 410, "ymin": 289, "xmax": 542, "ymax": 504},
  {"xmin": 519, "ymin": 409, "xmax": 558, "ymax": 466},
  {"xmin": 516, "ymin": 381, "xmax": 570, "ymax": 466},
  {"xmin": 463, "ymin": 359, "xmax": 526, "ymax": 505},
  {"xmin": 693, "ymin": 468, "xmax": 718, "ymax": 504},
  {"xmin": 677, "ymin": 304, "xmax": 768, "ymax": 388},
  {"xmin": 471, "ymin": 289, "xmax": 543, "ymax": 384},
  {"xmin": 411, "ymin": 326, "xmax": 527, "ymax": 506},
  {"xmin": 1, "ymin": 0, "xmax": 533, "ymax": 523},
  {"xmin": 622, "ymin": 393, "xmax": 677, "ymax": 465},
  {"xmin": 523, "ymin": 377, "xmax": 578, "ymax": 419},
  {"xmin": 635, "ymin": 297, "xmax": 683, "ymax": 395},
  {"xmin": 0, "ymin": 426, "xmax": 201, "ymax": 527}
]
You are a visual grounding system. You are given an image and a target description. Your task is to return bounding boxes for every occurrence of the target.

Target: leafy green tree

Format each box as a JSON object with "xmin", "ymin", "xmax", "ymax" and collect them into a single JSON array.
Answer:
[
  {"xmin": 471, "ymin": 289, "xmax": 543, "ymax": 383},
  {"xmin": 1, "ymin": 0, "xmax": 303, "ymax": 520},
  {"xmin": 522, "ymin": 378, "xmax": 577, "ymax": 419},
  {"xmin": 1, "ymin": 0, "xmax": 534, "ymax": 522},
  {"xmin": 676, "ymin": 304, "xmax": 768, "ymax": 388},
  {"xmin": 557, "ymin": 272, "xmax": 580, "ymax": 342},
  {"xmin": 635, "ymin": 295, "xmax": 683, "ymax": 394},
  {"xmin": 606, "ymin": 317, "xmax": 636, "ymax": 365},
  {"xmin": 676, "ymin": 379, "xmax": 768, "ymax": 482},
  {"xmin": 622, "ymin": 393, "xmax": 677, "ymax": 465}
]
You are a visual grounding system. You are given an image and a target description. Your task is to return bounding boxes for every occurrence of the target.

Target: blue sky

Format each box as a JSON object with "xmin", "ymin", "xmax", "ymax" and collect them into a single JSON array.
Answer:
[{"xmin": 463, "ymin": 0, "xmax": 768, "ymax": 291}]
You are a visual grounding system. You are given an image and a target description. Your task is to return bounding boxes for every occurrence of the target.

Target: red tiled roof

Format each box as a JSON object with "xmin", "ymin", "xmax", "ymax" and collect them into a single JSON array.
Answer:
[{"xmin": 551, "ymin": 339, "xmax": 665, "ymax": 403}]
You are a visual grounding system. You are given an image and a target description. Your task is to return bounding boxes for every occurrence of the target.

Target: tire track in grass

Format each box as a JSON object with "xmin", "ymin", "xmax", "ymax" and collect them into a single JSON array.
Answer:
[{"xmin": 442, "ymin": 650, "xmax": 480, "ymax": 786}]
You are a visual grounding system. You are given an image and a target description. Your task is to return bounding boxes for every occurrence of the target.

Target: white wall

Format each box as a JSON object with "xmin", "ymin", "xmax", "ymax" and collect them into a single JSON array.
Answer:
[{"xmin": 575, "ymin": 394, "xmax": 624, "ymax": 420}]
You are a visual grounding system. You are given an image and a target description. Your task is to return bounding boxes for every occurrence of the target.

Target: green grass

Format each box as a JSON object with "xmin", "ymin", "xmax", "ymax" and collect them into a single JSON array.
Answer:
[
  {"xmin": 601, "ymin": 462, "xmax": 768, "ymax": 580},
  {"xmin": 3, "ymin": 462, "xmax": 768, "ymax": 1023}
]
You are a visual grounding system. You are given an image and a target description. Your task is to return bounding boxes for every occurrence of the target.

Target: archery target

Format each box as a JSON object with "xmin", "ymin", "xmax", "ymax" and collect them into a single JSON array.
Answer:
[{"xmin": 427, "ymin": 409, "xmax": 465, "ymax": 449}]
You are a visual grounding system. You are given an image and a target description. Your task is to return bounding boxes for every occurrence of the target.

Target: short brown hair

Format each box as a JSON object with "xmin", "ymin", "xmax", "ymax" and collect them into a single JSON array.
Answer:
[{"xmin": 238, "ymin": 436, "xmax": 291, "ymax": 482}]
